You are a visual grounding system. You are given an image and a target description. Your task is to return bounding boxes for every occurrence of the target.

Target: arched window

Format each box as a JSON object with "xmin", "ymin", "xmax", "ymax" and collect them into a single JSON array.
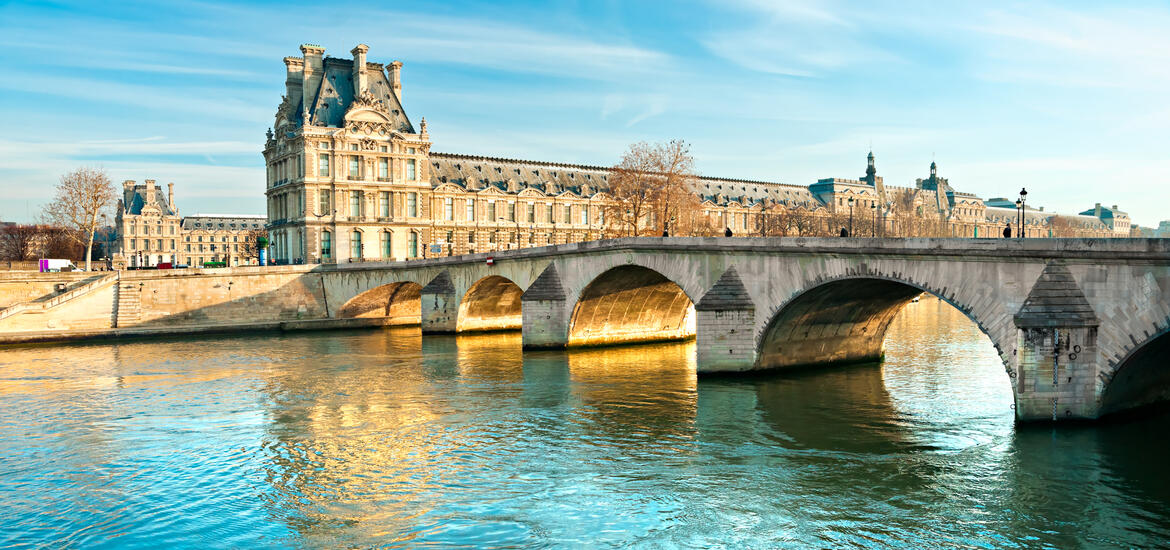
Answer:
[
  {"xmin": 381, "ymin": 231, "xmax": 391, "ymax": 258},
  {"xmin": 409, "ymin": 232, "xmax": 419, "ymax": 258},
  {"xmin": 351, "ymin": 230, "xmax": 363, "ymax": 259},
  {"xmin": 321, "ymin": 231, "xmax": 332, "ymax": 259}
]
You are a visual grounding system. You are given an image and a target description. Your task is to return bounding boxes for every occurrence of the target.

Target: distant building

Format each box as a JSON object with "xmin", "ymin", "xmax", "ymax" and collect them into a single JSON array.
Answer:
[
  {"xmin": 263, "ymin": 43, "xmax": 1140, "ymax": 263},
  {"xmin": 1079, "ymin": 203, "xmax": 1131, "ymax": 237},
  {"xmin": 112, "ymin": 181, "xmax": 265, "ymax": 269}
]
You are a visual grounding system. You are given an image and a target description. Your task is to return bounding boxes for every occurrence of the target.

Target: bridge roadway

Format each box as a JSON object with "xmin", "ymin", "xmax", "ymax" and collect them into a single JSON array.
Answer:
[{"xmin": 323, "ymin": 236, "xmax": 1170, "ymax": 423}]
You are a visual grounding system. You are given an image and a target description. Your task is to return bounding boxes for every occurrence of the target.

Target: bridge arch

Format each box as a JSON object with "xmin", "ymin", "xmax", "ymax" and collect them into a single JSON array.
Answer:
[
  {"xmin": 1099, "ymin": 326, "xmax": 1170, "ymax": 416},
  {"xmin": 757, "ymin": 275, "xmax": 1005, "ymax": 374},
  {"xmin": 568, "ymin": 264, "xmax": 695, "ymax": 347},
  {"xmin": 336, "ymin": 281, "xmax": 423, "ymax": 325},
  {"xmin": 457, "ymin": 275, "xmax": 523, "ymax": 332}
]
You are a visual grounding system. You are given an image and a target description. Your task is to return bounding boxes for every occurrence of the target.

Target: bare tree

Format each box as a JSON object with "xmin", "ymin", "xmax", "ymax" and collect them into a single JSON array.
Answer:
[
  {"xmin": 237, "ymin": 229, "xmax": 269, "ymax": 263},
  {"xmin": 0, "ymin": 224, "xmax": 44, "ymax": 261},
  {"xmin": 603, "ymin": 140, "xmax": 701, "ymax": 237},
  {"xmin": 43, "ymin": 167, "xmax": 117, "ymax": 271}
]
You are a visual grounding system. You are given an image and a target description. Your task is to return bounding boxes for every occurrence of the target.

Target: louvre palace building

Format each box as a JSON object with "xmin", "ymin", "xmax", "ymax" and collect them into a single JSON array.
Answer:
[{"xmin": 263, "ymin": 44, "xmax": 1131, "ymax": 265}]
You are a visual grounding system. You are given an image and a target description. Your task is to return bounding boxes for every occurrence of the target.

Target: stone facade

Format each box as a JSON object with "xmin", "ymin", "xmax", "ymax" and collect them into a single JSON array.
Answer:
[
  {"xmin": 265, "ymin": 44, "xmax": 1136, "ymax": 264},
  {"xmin": 113, "ymin": 181, "xmax": 267, "ymax": 269},
  {"xmin": 179, "ymin": 214, "xmax": 267, "ymax": 267}
]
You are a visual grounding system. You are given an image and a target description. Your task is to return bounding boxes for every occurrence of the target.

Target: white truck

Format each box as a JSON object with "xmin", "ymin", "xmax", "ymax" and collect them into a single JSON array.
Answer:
[{"xmin": 38, "ymin": 259, "xmax": 81, "ymax": 272}]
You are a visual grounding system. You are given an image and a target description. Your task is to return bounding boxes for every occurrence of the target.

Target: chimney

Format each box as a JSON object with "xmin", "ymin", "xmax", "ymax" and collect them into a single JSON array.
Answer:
[
  {"xmin": 167, "ymin": 182, "xmax": 175, "ymax": 210},
  {"xmin": 123, "ymin": 179, "xmax": 135, "ymax": 191},
  {"xmin": 300, "ymin": 44, "xmax": 325, "ymax": 116},
  {"xmin": 283, "ymin": 56, "xmax": 304, "ymax": 112},
  {"xmin": 388, "ymin": 60, "xmax": 403, "ymax": 101},
  {"xmin": 1112, "ymin": 204, "xmax": 1118, "ymax": 211},
  {"xmin": 351, "ymin": 44, "xmax": 369, "ymax": 95}
]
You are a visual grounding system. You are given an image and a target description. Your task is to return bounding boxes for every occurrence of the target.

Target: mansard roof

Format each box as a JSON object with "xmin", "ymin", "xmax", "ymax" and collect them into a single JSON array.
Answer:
[
  {"xmin": 282, "ymin": 51, "xmax": 413, "ymax": 133},
  {"xmin": 181, "ymin": 215, "xmax": 267, "ymax": 231},
  {"xmin": 427, "ymin": 151, "xmax": 820, "ymax": 206},
  {"xmin": 122, "ymin": 183, "xmax": 177, "ymax": 217}
]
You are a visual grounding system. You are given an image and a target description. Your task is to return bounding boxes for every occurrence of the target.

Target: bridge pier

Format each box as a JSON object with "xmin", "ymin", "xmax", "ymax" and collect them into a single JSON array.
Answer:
[
  {"xmin": 695, "ymin": 267, "xmax": 757, "ymax": 372},
  {"xmin": 1011, "ymin": 262, "xmax": 1101, "ymax": 422},
  {"xmin": 420, "ymin": 271, "xmax": 457, "ymax": 333},
  {"xmin": 521, "ymin": 264, "xmax": 570, "ymax": 349}
]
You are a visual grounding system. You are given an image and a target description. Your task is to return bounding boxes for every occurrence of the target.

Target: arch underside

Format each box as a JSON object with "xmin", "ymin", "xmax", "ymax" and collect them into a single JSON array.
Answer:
[
  {"xmin": 569, "ymin": 265, "xmax": 694, "ymax": 347},
  {"xmin": 1100, "ymin": 330, "xmax": 1170, "ymax": 416},
  {"xmin": 337, "ymin": 281, "xmax": 422, "ymax": 325},
  {"xmin": 458, "ymin": 276, "xmax": 523, "ymax": 332},
  {"xmin": 759, "ymin": 279, "xmax": 924, "ymax": 369}
]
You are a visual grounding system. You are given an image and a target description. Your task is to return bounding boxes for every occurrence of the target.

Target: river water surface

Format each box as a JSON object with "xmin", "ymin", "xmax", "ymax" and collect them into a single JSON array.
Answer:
[{"xmin": 2, "ymin": 296, "xmax": 1169, "ymax": 548}]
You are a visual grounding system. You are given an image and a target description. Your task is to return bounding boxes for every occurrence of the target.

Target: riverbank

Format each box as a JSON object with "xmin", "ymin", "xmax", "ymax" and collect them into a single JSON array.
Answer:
[{"xmin": 0, "ymin": 317, "xmax": 403, "ymax": 346}]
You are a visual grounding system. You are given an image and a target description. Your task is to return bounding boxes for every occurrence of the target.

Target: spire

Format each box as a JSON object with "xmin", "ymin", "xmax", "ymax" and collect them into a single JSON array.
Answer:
[
  {"xmin": 865, "ymin": 150, "xmax": 876, "ymax": 186},
  {"xmin": 930, "ymin": 160, "xmax": 937, "ymax": 179}
]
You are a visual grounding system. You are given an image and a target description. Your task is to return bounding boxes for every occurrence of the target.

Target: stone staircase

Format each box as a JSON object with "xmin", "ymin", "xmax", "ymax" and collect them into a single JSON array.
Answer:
[
  {"xmin": 0, "ymin": 273, "xmax": 118, "ymax": 322},
  {"xmin": 114, "ymin": 281, "xmax": 141, "ymax": 327}
]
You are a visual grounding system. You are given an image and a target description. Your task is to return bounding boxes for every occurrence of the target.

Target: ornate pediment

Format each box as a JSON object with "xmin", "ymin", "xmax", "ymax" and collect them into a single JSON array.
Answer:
[{"xmin": 352, "ymin": 90, "xmax": 382, "ymax": 109}]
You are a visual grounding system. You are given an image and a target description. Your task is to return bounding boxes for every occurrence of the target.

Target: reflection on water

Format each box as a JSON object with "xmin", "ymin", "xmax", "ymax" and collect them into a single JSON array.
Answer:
[{"xmin": 1, "ymin": 296, "xmax": 1169, "ymax": 547}]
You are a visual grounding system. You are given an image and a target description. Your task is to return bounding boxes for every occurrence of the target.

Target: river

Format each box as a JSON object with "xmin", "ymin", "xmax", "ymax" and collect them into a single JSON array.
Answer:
[{"xmin": 2, "ymin": 296, "xmax": 1168, "ymax": 548}]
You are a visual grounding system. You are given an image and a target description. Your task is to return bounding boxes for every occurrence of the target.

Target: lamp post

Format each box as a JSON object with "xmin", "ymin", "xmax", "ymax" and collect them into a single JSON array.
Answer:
[
  {"xmin": 871, "ymin": 203, "xmax": 877, "ymax": 237},
  {"xmin": 847, "ymin": 196, "xmax": 855, "ymax": 237},
  {"xmin": 1017, "ymin": 187, "xmax": 1028, "ymax": 238}
]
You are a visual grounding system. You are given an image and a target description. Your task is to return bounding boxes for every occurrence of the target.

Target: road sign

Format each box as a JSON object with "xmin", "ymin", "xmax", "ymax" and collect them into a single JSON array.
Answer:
[{"xmin": 430, "ymin": 244, "xmax": 442, "ymax": 254}]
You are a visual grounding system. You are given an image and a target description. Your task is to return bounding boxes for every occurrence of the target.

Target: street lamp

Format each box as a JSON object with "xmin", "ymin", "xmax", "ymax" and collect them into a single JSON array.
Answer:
[
  {"xmin": 871, "ymin": 203, "xmax": 877, "ymax": 237},
  {"xmin": 1017, "ymin": 187, "xmax": 1028, "ymax": 238},
  {"xmin": 847, "ymin": 196, "xmax": 855, "ymax": 237}
]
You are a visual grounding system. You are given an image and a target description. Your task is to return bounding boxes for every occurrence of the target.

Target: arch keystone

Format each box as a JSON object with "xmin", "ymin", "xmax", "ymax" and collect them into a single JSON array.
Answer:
[{"xmin": 696, "ymin": 266, "xmax": 758, "ymax": 373}]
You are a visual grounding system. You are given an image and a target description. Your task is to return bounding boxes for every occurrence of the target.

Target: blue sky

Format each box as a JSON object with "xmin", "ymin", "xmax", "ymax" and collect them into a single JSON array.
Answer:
[{"xmin": 1, "ymin": 0, "xmax": 1168, "ymax": 225}]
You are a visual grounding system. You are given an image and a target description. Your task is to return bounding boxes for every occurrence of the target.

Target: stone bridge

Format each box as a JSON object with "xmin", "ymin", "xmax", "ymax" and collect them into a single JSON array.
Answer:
[{"xmin": 321, "ymin": 237, "xmax": 1170, "ymax": 423}]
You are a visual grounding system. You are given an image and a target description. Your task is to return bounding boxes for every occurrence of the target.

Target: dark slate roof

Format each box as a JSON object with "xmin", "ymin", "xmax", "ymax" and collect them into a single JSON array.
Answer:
[
  {"xmin": 1014, "ymin": 262, "xmax": 1099, "ymax": 328},
  {"xmin": 695, "ymin": 266, "xmax": 755, "ymax": 311},
  {"xmin": 428, "ymin": 151, "xmax": 819, "ymax": 206},
  {"xmin": 290, "ymin": 57, "xmax": 412, "ymax": 132},
  {"xmin": 522, "ymin": 264, "xmax": 566, "ymax": 301},
  {"xmin": 421, "ymin": 270, "xmax": 454, "ymax": 295},
  {"xmin": 182, "ymin": 215, "xmax": 267, "ymax": 231},
  {"xmin": 123, "ymin": 185, "xmax": 177, "ymax": 216}
]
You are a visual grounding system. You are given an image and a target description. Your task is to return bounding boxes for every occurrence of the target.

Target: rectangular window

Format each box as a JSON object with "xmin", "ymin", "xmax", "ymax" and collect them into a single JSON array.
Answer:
[
  {"xmin": 546, "ymin": 204, "xmax": 554, "ymax": 223},
  {"xmin": 406, "ymin": 159, "xmax": 416, "ymax": 180},
  {"xmin": 508, "ymin": 202, "xmax": 516, "ymax": 222},
  {"xmin": 350, "ymin": 191, "xmax": 361, "ymax": 217},
  {"xmin": 351, "ymin": 231, "xmax": 362, "ymax": 258},
  {"xmin": 186, "ymin": 244, "xmax": 191, "ymax": 252},
  {"xmin": 527, "ymin": 203, "xmax": 535, "ymax": 223},
  {"xmin": 409, "ymin": 232, "xmax": 418, "ymax": 257},
  {"xmin": 157, "ymin": 239, "xmax": 162, "ymax": 250},
  {"xmin": 564, "ymin": 205, "xmax": 572, "ymax": 224},
  {"xmin": 130, "ymin": 224, "xmax": 136, "ymax": 235},
  {"xmin": 379, "ymin": 191, "xmax": 390, "ymax": 217},
  {"xmin": 318, "ymin": 190, "xmax": 331, "ymax": 215},
  {"xmin": 381, "ymin": 231, "xmax": 391, "ymax": 258},
  {"xmin": 350, "ymin": 143, "xmax": 358, "ymax": 151},
  {"xmin": 321, "ymin": 231, "xmax": 332, "ymax": 259},
  {"xmin": 349, "ymin": 156, "xmax": 360, "ymax": 179},
  {"xmin": 378, "ymin": 157, "xmax": 388, "ymax": 179},
  {"xmin": 318, "ymin": 153, "xmax": 330, "ymax": 176},
  {"xmin": 407, "ymin": 192, "xmax": 418, "ymax": 217},
  {"xmin": 469, "ymin": 231, "xmax": 476, "ymax": 243},
  {"xmin": 488, "ymin": 200, "xmax": 497, "ymax": 221},
  {"xmin": 582, "ymin": 205, "xmax": 589, "ymax": 224},
  {"xmin": 466, "ymin": 200, "xmax": 475, "ymax": 222},
  {"xmin": 444, "ymin": 197, "xmax": 454, "ymax": 221}
]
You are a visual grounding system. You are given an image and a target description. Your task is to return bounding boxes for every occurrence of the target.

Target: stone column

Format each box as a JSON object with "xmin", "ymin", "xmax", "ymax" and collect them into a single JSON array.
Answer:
[
  {"xmin": 521, "ymin": 263, "xmax": 569, "ymax": 349},
  {"xmin": 420, "ymin": 270, "xmax": 457, "ymax": 333},
  {"xmin": 1012, "ymin": 261, "xmax": 1100, "ymax": 421},
  {"xmin": 695, "ymin": 266, "xmax": 757, "ymax": 373}
]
